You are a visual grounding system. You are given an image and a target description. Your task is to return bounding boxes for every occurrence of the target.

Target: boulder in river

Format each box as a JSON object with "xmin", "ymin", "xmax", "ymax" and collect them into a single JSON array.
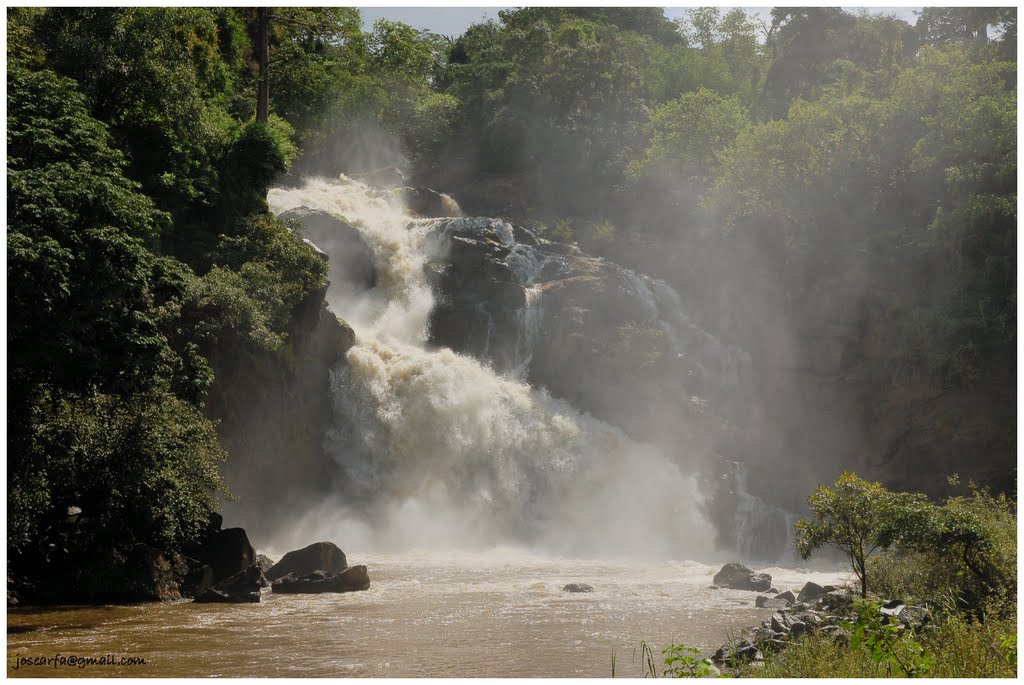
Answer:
[
  {"xmin": 266, "ymin": 541, "xmax": 348, "ymax": 581},
  {"xmin": 402, "ymin": 186, "xmax": 461, "ymax": 218},
  {"xmin": 713, "ymin": 563, "xmax": 772, "ymax": 591},
  {"xmin": 796, "ymin": 581, "xmax": 835, "ymax": 604},
  {"xmin": 272, "ymin": 566, "xmax": 371, "ymax": 594},
  {"xmin": 775, "ymin": 590, "xmax": 797, "ymax": 604},
  {"xmin": 180, "ymin": 559, "xmax": 215, "ymax": 598},
  {"xmin": 199, "ymin": 527, "xmax": 256, "ymax": 585},
  {"xmin": 255, "ymin": 554, "xmax": 276, "ymax": 574},
  {"xmin": 193, "ymin": 566, "xmax": 268, "ymax": 604},
  {"xmin": 562, "ymin": 583, "xmax": 594, "ymax": 593}
]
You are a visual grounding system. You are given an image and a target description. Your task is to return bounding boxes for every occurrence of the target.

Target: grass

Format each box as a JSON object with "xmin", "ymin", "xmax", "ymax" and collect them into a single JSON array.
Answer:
[{"xmin": 728, "ymin": 609, "xmax": 1017, "ymax": 678}]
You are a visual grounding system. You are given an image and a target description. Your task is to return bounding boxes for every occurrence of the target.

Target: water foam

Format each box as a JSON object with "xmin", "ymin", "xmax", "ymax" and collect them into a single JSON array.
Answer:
[{"xmin": 268, "ymin": 176, "xmax": 716, "ymax": 560}]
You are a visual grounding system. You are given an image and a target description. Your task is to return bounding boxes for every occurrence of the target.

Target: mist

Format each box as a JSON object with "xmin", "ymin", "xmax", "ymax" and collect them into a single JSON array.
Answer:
[{"xmin": 221, "ymin": 6, "xmax": 1014, "ymax": 566}]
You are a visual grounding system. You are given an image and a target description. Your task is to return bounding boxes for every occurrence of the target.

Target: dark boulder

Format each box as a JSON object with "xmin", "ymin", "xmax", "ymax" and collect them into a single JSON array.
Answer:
[
  {"xmin": 713, "ymin": 563, "xmax": 772, "ymax": 592},
  {"xmin": 180, "ymin": 559, "xmax": 215, "ymax": 598},
  {"xmin": 756, "ymin": 596, "xmax": 791, "ymax": 609},
  {"xmin": 198, "ymin": 527, "xmax": 256, "ymax": 584},
  {"xmin": 265, "ymin": 541, "xmax": 347, "ymax": 581},
  {"xmin": 255, "ymin": 554, "xmax": 276, "ymax": 574},
  {"xmin": 403, "ymin": 186, "xmax": 460, "ymax": 218},
  {"xmin": 193, "ymin": 566, "xmax": 268, "ymax": 604},
  {"xmin": 271, "ymin": 566, "xmax": 370, "ymax": 594},
  {"xmin": 796, "ymin": 581, "xmax": 834, "ymax": 604},
  {"xmin": 775, "ymin": 590, "xmax": 797, "ymax": 604},
  {"xmin": 279, "ymin": 207, "xmax": 377, "ymax": 293},
  {"xmin": 562, "ymin": 583, "xmax": 594, "ymax": 593},
  {"xmin": 121, "ymin": 545, "xmax": 188, "ymax": 601}
]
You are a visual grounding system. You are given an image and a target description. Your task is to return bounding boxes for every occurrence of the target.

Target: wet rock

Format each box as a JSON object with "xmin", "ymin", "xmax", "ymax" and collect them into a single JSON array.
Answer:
[
  {"xmin": 279, "ymin": 207, "xmax": 377, "ymax": 292},
  {"xmin": 775, "ymin": 590, "xmax": 797, "ymax": 604},
  {"xmin": 797, "ymin": 581, "xmax": 833, "ymax": 603},
  {"xmin": 255, "ymin": 554, "xmax": 276, "ymax": 574},
  {"xmin": 180, "ymin": 559, "xmax": 214, "ymax": 598},
  {"xmin": 193, "ymin": 566, "xmax": 268, "ymax": 604},
  {"xmin": 403, "ymin": 186, "xmax": 460, "ymax": 218},
  {"xmin": 713, "ymin": 563, "xmax": 772, "ymax": 592},
  {"xmin": 265, "ymin": 541, "xmax": 347, "ymax": 581},
  {"xmin": 272, "ymin": 566, "xmax": 371, "ymax": 594},
  {"xmin": 708, "ymin": 584, "xmax": 720, "ymax": 590},
  {"xmin": 195, "ymin": 527, "xmax": 256, "ymax": 585},
  {"xmin": 562, "ymin": 583, "xmax": 594, "ymax": 593}
]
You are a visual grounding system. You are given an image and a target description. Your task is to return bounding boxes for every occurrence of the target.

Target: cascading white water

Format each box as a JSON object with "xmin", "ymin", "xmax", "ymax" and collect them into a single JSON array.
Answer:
[{"xmin": 268, "ymin": 176, "xmax": 716, "ymax": 560}]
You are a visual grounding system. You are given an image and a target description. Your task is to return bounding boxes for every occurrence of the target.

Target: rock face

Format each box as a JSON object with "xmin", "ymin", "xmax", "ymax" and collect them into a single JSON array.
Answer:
[
  {"xmin": 403, "ymin": 186, "xmax": 461, "ymax": 218},
  {"xmin": 271, "ymin": 566, "xmax": 370, "ymax": 594},
  {"xmin": 208, "ymin": 267, "xmax": 355, "ymax": 541},
  {"xmin": 713, "ymin": 563, "xmax": 772, "ymax": 592},
  {"xmin": 255, "ymin": 554, "xmax": 276, "ymax": 574},
  {"xmin": 280, "ymin": 207, "xmax": 377, "ymax": 294},
  {"xmin": 562, "ymin": 583, "xmax": 594, "ymax": 593},
  {"xmin": 265, "ymin": 542, "xmax": 348, "ymax": 581},
  {"xmin": 121, "ymin": 545, "xmax": 188, "ymax": 601},
  {"xmin": 421, "ymin": 217, "xmax": 746, "ymax": 471},
  {"xmin": 180, "ymin": 560, "xmax": 215, "ymax": 598},
  {"xmin": 185, "ymin": 527, "xmax": 256, "ymax": 585},
  {"xmin": 193, "ymin": 566, "xmax": 269, "ymax": 604}
]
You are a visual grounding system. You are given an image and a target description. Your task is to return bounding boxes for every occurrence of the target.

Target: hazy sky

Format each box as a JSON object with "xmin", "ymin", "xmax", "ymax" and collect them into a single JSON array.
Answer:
[{"xmin": 359, "ymin": 6, "xmax": 921, "ymax": 36}]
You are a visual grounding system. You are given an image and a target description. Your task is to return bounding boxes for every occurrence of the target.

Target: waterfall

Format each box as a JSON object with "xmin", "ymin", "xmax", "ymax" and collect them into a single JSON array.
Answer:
[
  {"xmin": 267, "ymin": 176, "xmax": 717, "ymax": 559},
  {"xmin": 730, "ymin": 463, "xmax": 800, "ymax": 562}
]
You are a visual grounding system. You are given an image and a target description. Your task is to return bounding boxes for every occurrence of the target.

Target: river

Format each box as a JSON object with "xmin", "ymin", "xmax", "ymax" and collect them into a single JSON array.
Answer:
[{"xmin": 8, "ymin": 552, "xmax": 845, "ymax": 677}]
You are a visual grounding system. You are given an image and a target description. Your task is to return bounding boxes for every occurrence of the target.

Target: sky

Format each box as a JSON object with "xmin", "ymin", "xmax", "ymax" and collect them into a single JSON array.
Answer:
[{"xmin": 359, "ymin": 6, "xmax": 922, "ymax": 36}]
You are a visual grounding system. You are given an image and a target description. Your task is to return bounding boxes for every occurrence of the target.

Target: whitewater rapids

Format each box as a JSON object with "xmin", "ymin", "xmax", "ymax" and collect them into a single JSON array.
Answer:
[{"xmin": 265, "ymin": 177, "xmax": 722, "ymax": 560}]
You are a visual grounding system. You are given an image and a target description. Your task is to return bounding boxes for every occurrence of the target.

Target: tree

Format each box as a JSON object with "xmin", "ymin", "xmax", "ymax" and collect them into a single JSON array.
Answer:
[
  {"xmin": 795, "ymin": 472, "xmax": 927, "ymax": 597},
  {"xmin": 256, "ymin": 7, "xmax": 270, "ymax": 122}
]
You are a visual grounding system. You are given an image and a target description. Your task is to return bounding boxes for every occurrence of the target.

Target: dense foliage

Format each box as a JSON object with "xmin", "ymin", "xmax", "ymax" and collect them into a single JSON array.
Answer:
[
  {"xmin": 7, "ymin": 8, "xmax": 329, "ymax": 583},
  {"xmin": 7, "ymin": 6, "xmax": 1016, "ymax": 611}
]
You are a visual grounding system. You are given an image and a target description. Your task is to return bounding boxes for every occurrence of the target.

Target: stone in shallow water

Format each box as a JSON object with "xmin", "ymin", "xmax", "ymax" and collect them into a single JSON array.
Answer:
[
  {"xmin": 266, "ymin": 542, "xmax": 347, "ymax": 581},
  {"xmin": 272, "ymin": 566, "xmax": 370, "ymax": 594},
  {"xmin": 562, "ymin": 583, "xmax": 593, "ymax": 593},
  {"xmin": 193, "ymin": 566, "xmax": 268, "ymax": 604},
  {"xmin": 712, "ymin": 563, "xmax": 772, "ymax": 591}
]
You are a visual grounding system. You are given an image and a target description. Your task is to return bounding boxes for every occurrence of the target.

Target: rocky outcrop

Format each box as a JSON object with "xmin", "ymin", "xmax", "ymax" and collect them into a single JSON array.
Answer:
[
  {"xmin": 713, "ymin": 589, "xmax": 929, "ymax": 669},
  {"xmin": 181, "ymin": 561, "xmax": 214, "ymax": 598},
  {"xmin": 421, "ymin": 217, "xmax": 743, "ymax": 470},
  {"xmin": 280, "ymin": 207, "xmax": 377, "ymax": 294},
  {"xmin": 403, "ymin": 186, "xmax": 461, "ymax": 218},
  {"xmin": 193, "ymin": 566, "xmax": 269, "ymax": 604},
  {"xmin": 713, "ymin": 563, "xmax": 772, "ymax": 592},
  {"xmin": 562, "ymin": 583, "xmax": 594, "ymax": 593},
  {"xmin": 255, "ymin": 554, "xmax": 276, "ymax": 574},
  {"xmin": 796, "ymin": 581, "xmax": 835, "ymax": 604},
  {"xmin": 265, "ymin": 542, "xmax": 348, "ymax": 581},
  {"xmin": 208, "ymin": 265, "xmax": 356, "ymax": 542},
  {"xmin": 271, "ymin": 566, "xmax": 370, "ymax": 594},
  {"xmin": 182, "ymin": 525, "xmax": 255, "ymax": 585}
]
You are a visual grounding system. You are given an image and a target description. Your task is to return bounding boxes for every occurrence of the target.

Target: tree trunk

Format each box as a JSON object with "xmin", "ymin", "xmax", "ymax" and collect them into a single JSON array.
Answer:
[{"xmin": 256, "ymin": 8, "xmax": 270, "ymax": 123}]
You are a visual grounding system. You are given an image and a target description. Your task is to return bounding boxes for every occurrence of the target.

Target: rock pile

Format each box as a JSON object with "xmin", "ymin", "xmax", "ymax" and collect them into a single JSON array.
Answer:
[{"xmin": 711, "ymin": 583, "xmax": 931, "ymax": 669}]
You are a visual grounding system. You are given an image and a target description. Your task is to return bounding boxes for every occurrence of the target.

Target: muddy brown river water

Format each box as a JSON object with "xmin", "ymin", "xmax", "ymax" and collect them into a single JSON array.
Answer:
[{"xmin": 8, "ymin": 551, "xmax": 846, "ymax": 677}]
